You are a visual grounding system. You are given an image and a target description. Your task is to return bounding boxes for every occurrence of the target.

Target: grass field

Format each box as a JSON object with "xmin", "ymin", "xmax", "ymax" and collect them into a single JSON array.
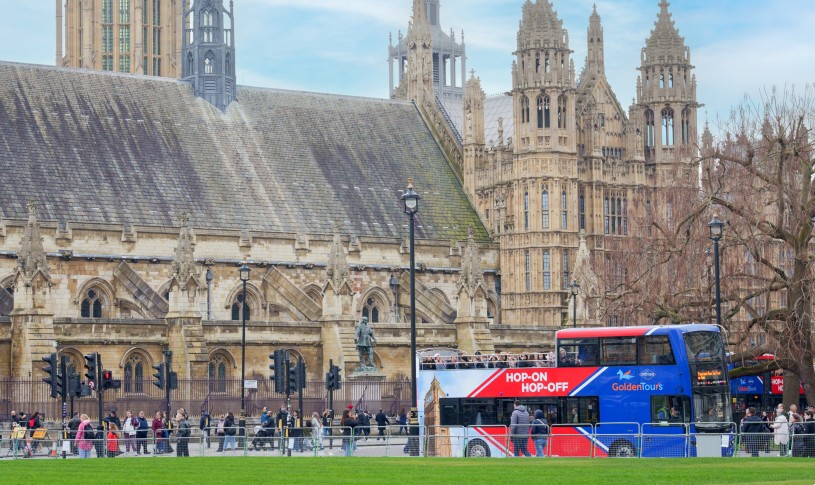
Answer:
[{"xmin": 2, "ymin": 457, "xmax": 814, "ymax": 485}]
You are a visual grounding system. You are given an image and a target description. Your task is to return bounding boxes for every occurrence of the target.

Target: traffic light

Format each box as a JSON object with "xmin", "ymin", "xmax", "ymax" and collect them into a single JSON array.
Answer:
[
  {"xmin": 84, "ymin": 353, "xmax": 98, "ymax": 385},
  {"xmin": 269, "ymin": 350, "xmax": 286, "ymax": 394},
  {"xmin": 152, "ymin": 362, "xmax": 165, "ymax": 390},
  {"xmin": 42, "ymin": 353, "xmax": 59, "ymax": 399},
  {"xmin": 101, "ymin": 370, "xmax": 121, "ymax": 390},
  {"xmin": 68, "ymin": 372, "xmax": 82, "ymax": 398},
  {"xmin": 168, "ymin": 371, "xmax": 178, "ymax": 390},
  {"xmin": 287, "ymin": 362, "xmax": 298, "ymax": 394},
  {"xmin": 331, "ymin": 364, "xmax": 341, "ymax": 391},
  {"xmin": 296, "ymin": 360, "xmax": 306, "ymax": 390}
]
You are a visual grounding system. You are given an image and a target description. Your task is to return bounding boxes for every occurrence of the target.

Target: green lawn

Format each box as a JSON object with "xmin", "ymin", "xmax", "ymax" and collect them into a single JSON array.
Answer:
[{"xmin": 2, "ymin": 457, "xmax": 813, "ymax": 485}]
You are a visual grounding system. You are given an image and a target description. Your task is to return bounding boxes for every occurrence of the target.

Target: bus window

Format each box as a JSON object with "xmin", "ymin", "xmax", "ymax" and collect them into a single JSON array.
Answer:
[
  {"xmin": 558, "ymin": 397, "xmax": 599, "ymax": 424},
  {"xmin": 558, "ymin": 338, "xmax": 599, "ymax": 366},
  {"xmin": 601, "ymin": 337, "xmax": 637, "ymax": 366},
  {"xmin": 683, "ymin": 331, "xmax": 725, "ymax": 363},
  {"xmin": 638, "ymin": 335, "xmax": 676, "ymax": 365},
  {"xmin": 651, "ymin": 396, "xmax": 690, "ymax": 423},
  {"xmin": 460, "ymin": 399, "xmax": 498, "ymax": 426}
]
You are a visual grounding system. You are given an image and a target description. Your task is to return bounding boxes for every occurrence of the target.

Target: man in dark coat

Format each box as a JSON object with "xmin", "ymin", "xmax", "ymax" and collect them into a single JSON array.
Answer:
[
  {"xmin": 375, "ymin": 409, "xmax": 389, "ymax": 440},
  {"xmin": 68, "ymin": 412, "xmax": 82, "ymax": 455},
  {"xmin": 740, "ymin": 406, "xmax": 768, "ymax": 457}
]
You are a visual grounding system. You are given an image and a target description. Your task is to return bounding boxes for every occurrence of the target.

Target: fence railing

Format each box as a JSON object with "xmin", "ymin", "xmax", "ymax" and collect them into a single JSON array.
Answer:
[
  {"xmin": 2, "ymin": 422, "xmax": 814, "ymax": 459},
  {"xmin": 0, "ymin": 378, "xmax": 412, "ymax": 422}
]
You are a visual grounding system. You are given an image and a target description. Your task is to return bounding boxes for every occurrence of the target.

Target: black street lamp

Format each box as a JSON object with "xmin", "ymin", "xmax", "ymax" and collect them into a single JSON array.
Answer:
[
  {"xmin": 704, "ymin": 248, "xmax": 713, "ymax": 325},
  {"xmin": 400, "ymin": 178, "xmax": 420, "ymax": 456},
  {"xmin": 569, "ymin": 280, "xmax": 580, "ymax": 328},
  {"xmin": 238, "ymin": 263, "xmax": 251, "ymax": 442},
  {"xmin": 389, "ymin": 274, "xmax": 399, "ymax": 323},
  {"xmin": 707, "ymin": 215, "xmax": 724, "ymax": 327}
]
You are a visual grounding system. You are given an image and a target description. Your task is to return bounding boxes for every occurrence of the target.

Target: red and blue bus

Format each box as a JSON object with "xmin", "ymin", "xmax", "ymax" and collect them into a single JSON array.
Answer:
[{"xmin": 417, "ymin": 324, "xmax": 732, "ymax": 457}]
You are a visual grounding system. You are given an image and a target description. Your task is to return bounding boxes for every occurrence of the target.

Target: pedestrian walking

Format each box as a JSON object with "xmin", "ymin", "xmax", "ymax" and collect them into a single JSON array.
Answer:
[
  {"xmin": 341, "ymin": 409, "xmax": 358, "ymax": 457},
  {"xmin": 176, "ymin": 410, "xmax": 191, "ymax": 457},
  {"xmin": 322, "ymin": 409, "xmax": 334, "ymax": 449},
  {"xmin": 510, "ymin": 400, "xmax": 532, "ymax": 457},
  {"xmin": 200, "ymin": 411, "xmax": 211, "ymax": 449},
  {"xmin": 771, "ymin": 404, "xmax": 790, "ymax": 456},
  {"xmin": 375, "ymin": 409, "xmax": 388, "ymax": 441},
  {"xmin": 223, "ymin": 412, "xmax": 237, "ymax": 451},
  {"xmin": 739, "ymin": 407, "xmax": 767, "ymax": 457},
  {"xmin": 215, "ymin": 415, "xmax": 226, "ymax": 452},
  {"xmin": 76, "ymin": 414, "xmax": 94, "ymax": 459},
  {"xmin": 397, "ymin": 409, "xmax": 408, "ymax": 435},
  {"xmin": 311, "ymin": 412, "xmax": 323, "ymax": 450},
  {"xmin": 531, "ymin": 409, "xmax": 549, "ymax": 457}
]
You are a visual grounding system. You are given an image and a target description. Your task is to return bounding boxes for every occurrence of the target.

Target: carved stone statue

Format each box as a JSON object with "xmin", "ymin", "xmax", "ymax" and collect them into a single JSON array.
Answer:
[{"xmin": 355, "ymin": 316, "xmax": 377, "ymax": 369}]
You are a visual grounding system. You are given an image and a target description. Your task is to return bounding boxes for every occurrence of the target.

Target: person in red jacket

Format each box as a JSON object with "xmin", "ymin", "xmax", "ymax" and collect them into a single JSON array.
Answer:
[{"xmin": 152, "ymin": 411, "xmax": 165, "ymax": 454}]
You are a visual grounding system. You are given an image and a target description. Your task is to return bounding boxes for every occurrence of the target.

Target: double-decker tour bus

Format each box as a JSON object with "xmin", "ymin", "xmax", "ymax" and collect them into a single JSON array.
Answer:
[
  {"xmin": 416, "ymin": 324, "xmax": 732, "ymax": 457},
  {"xmin": 729, "ymin": 354, "xmax": 807, "ymax": 422}
]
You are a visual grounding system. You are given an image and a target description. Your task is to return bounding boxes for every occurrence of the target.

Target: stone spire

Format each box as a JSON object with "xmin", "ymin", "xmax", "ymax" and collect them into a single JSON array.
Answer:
[
  {"xmin": 643, "ymin": 1, "xmax": 688, "ymax": 63},
  {"xmin": 517, "ymin": 0, "xmax": 567, "ymax": 50},
  {"xmin": 325, "ymin": 220, "xmax": 351, "ymax": 295},
  {"xmin": 458, "ymin": 226, "xmax": 485, "ymax": 297},
  {"xmin": 463, "ymin": 71, "xmax": 485, "ymax": 145},
  {"xmin": 171, "ymin": 212, "xmax": 198, "ymax": 287},
  {"xmin": 586, "ymin": 4, "xmax": 604, "ymax": 77},
  {"xmin": 572, "ymin": 232, "xmax": 600, "ymax": 322},
  {"xmin": 181, "ymin": 0, "xmax": 237, "ymax": 111},
  {"xmin": 16, "ymin": 200, "xmax": 50, "ymax": 285},
  {"xmin": 405, "ymin": 0, "xmax": 434, "ymax": 103}
]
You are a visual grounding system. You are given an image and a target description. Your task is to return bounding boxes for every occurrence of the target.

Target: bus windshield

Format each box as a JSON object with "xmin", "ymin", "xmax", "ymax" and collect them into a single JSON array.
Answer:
[{"xmin": 683, "ymin": 331, "xmax": 725, "ymax": 363}]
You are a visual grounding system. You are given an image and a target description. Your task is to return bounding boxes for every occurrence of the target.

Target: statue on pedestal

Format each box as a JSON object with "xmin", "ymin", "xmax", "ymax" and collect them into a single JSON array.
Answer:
[{"xmin": 355, "ymin": 316, "xmax": 377, "ymax": 371}]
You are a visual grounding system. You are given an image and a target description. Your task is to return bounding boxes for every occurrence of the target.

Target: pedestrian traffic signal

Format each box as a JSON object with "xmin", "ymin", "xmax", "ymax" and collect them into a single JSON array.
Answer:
[
  {"xmin": 42, "ymin": 353, "xmax": 59, "ymax": 399},
  {"xmin": 296, "ymin": 360, "xmax": 306, "ymax": 390},
  {"xmin": 84, "ymin": 353, "xmax": 98, "ymax": 385},
  {"xmin": 269, "ymin": 349, "xmax": 286, "ymax": 394},
  {"xmin": 101, "ymin": 369, "xmax": 121, "ymax": 390},
  {"xmin": 152, "ymin": 362, "xmax": 165, "ymax": 390}
]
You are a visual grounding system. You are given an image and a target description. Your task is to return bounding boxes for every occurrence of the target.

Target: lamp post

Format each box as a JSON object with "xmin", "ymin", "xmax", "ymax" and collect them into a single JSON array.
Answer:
[
  {"xmin": 238, "ymin": 263, "xmax": 250, "ymax": 443},
  {"xmin": 400, "ymin": 178, "xmax": 420, "ymax": 456},
  {"xmin": 704, "ymin": 248, "xmax": 712, "ymax": 325},
  {"xmin": 707, "ymin": 215, "xmax": 724, "ymax": 327},
  {"xmin": 569, "ymin": 280, "xmax": 580, "ymax": 328},
  {"xmin": 390, "ymin": 274, "xmax": 399, "ymax": 323}
]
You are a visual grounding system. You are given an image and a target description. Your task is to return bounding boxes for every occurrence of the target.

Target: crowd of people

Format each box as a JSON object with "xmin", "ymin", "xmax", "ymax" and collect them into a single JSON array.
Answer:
[
  {"xmin": 420, "ymin": 352, "xmax": 556, "ymax": 370},
  {"xmin": 740, "ymin": 404, "xmax": 815, "ymax": 457}
]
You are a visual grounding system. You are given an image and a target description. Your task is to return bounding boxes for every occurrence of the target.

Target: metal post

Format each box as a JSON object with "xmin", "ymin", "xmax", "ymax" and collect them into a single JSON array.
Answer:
[
  {"xmin": 297, "ymin": 356, "xmax": 304, "ymax": 418},
  {"xmin": 240, "ymin": 277, "xmax": 247, "ymax": 444},
  {"xmin": 713, "ymin": 238, "xmax": 722, "ymax": 327},
  {"xmin": 408, "ymin": 211, "xmax": 419, "ymax": 456},
  {"xmin": 164, "ymin": 350, "xmax": 172, "ymax": 420},
  {"xmin": 96, "ymin": 353, "xmax": 103, "ymax": 425}
]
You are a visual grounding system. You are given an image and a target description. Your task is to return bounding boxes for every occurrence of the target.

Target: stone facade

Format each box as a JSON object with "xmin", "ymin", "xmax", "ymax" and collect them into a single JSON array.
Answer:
[
  {"xmin": 57, "ymin": 0, "xmax": 183, "ymax": 77},
  {"xmin": 8, "ymin": 0, "xmax": 702, "ymax": 387}
]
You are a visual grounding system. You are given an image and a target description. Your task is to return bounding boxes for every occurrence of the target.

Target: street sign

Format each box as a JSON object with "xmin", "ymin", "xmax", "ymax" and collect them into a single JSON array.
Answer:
[{"xmin": 244, "ymin": 379, "xmax": 258, "ymax": 389}]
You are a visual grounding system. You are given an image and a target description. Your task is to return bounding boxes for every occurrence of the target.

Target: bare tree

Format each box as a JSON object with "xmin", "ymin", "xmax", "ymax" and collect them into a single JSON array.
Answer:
[{"xmin": 705, "ymin": 85, "xmax": 815, "ymax": 406}]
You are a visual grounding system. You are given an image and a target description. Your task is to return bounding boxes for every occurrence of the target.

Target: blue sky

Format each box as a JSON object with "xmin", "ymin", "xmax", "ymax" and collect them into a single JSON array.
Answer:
[{"xmin": 0, "ymin": 0, "xmax": 813, "ymax": 127}]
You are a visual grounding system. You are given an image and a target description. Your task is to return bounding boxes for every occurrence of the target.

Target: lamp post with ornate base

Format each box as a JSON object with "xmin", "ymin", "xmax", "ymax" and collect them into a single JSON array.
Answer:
[
  {"xmin": 238, "ymin": 264, "xmax": 250, "ymax": 446},
  {"xmin": 401, "ymin": 178, "xmax": 421, "ymax": 456}
]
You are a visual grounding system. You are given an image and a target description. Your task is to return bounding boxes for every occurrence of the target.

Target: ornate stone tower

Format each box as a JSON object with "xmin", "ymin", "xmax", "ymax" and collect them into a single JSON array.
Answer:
[
  {"xmin": 390, "ymin": 0, "xmax": 466, "ymax": 100},
  {"xmin": 182, "ymin": 0, "xmax": 236, "ymax": 111},
  {"xmin": 585, "ymin": 5, "xmax": 604, "ymax": 78},
  {"xmin": 57, "ymin": 0, "xmax": 183, "ymax": 77},
  {"xmin": 502, "ymin": 0, "xmax": 578, "ymax": 325},
  {"xmin": 636, "ymin": 0, "xmax": 699, "ymax": 174}
]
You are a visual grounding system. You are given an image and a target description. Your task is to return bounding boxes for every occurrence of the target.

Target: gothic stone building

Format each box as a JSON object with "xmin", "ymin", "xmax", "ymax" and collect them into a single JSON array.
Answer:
[{"xmin": 0, "ymin": 0, "xmax": 698, "ymax": 387}]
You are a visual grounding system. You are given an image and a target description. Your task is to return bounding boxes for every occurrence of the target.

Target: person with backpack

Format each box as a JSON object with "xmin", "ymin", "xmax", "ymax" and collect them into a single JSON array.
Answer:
[
  {"xmin": 76, "ymin": 414, "xmax": 95, "ymax": 458},
  {"xmin": 531, "ymin": 409, "xmax": 549, "ymax": 457},
  {"xmin": 223, "ymin": 412, "xmax": 237, "ymax": 451},
  {"xmin": 176, "ymin": 410, "xmax": 191, "ymax": 457},
  {"xmin": 199, "ymin": 411, "xmax": 211, "ymax": 449}
]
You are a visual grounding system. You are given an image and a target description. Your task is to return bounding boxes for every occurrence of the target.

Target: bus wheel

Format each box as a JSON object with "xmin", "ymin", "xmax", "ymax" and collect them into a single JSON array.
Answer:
[
  {"xmin": 466, "ymin": 439, "xmax": 491, "ymax": 458},
  {"xmin": 609, "ymin": 440, "xmax": 636, "ymax": 458}
]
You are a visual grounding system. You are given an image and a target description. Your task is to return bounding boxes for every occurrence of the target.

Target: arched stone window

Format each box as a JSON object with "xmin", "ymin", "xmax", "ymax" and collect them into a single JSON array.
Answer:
[
  {"xmin": 81, "ymin": 289, "xmax": 105, "ymax": 318},
  {"xmin": 123, "ymin": 353, "xmax": 147, "ymax": 394},
  {"xmin": 645, "ymin": 109, "xmax": 655, "ymax": 147},
  {"xmin": 661, "ymin": 108, "xmax": 674, "ymax": 146},
  {"xmin": 209, "ymin": 352, "xmax": 231, "ymax": 393},
  {"xmin": 521, "ymin": 96, "xmax": 530, "ymax": 124},
  {"xmin": 225, "ymin": 53, "xmax": 231, "ymax": 76},
  {"xmin": 561, "ymin": 190, "xmax": 568, "ymax": 229},
  {"xmin": 231, "ymin": 292, "xmax": 251, "ymax": 321},
  {"xmin": 537, "ymin": 95, "xmax": 550, "ymax": 129},
  {"xmin": 659, "ymin": 73, "xmax": 665, "ymax": 89},
  {"xmin": 681, "ymin": 108, "xmax": 690, "ymax": 144},
  {"xmin": 557, "ymin": 95, "xmax": 567, "ymax": 128},
  {"xmin": 303, "ymin": 285, "xmax": 323, "ymax": 304},
  {"xmin": 204, "ymin": 51, "xmax": 215, "ymax": 74},
  {"xmin": 0, "ymin": 284, "xmax": 13, "ymax": 317},
  {"xmin": 523, "ymin": 191, "xmax": 529, "ymax": 230},
  {"xmin": 541, "ymin": 190, "xmax": 549, "ymax": 229},
  {"xmin": 542, "ymin": 250, "xmax": 551, "ymax": 290},
  {"xmin": 362, "ymin": 297, "xmax": 380, "ymax": 323}
]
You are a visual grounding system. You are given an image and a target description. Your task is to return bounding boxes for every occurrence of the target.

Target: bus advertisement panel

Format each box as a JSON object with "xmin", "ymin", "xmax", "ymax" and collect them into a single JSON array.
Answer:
[{"xmin": 417, "ymin": 324, "xmax": 731, "ymax": 458}]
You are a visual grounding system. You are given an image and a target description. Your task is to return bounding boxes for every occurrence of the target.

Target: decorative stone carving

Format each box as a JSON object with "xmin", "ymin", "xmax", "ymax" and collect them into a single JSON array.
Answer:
[
  {"xmin": 325, "ymin": 220, "xmax": 352, "ymax": 295},
  {"xmin": 16, "ymin": 200, "xmax": 50, "ymax": 286},
  {"xmin": 171, "ymin": 212, "xmax": 199, "ymax": 288}
]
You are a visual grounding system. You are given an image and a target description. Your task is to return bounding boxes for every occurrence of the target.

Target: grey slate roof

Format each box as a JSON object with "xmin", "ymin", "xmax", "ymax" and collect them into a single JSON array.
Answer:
[
  {"xmin": 0, "ymin": 62, "xmax": 486, "ymax": 242},
  {"xmin": 438, "ymin": 94, "xmax": 514, "ymax": 147}
]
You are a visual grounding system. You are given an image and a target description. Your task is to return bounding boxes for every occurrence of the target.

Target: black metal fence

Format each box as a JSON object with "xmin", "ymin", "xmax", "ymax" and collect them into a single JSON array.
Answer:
[{"xmin": 0, "ymin": 378, "xmax": 412, "ymax": 421}]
